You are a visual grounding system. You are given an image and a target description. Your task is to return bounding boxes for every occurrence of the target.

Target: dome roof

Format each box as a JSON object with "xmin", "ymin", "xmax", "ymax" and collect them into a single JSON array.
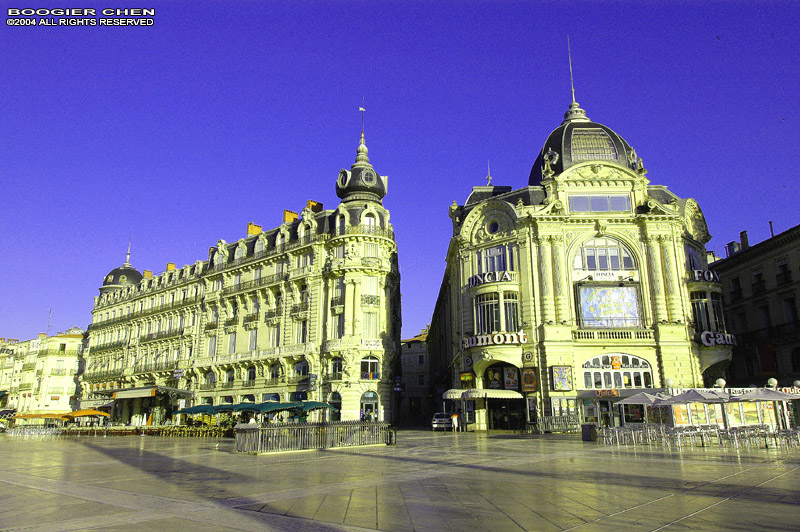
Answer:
[
  {"xmin": 528, "ymin": 102, "xmax": 639, "ymax": 186},
  {"xmin": 335, "ymin": 131, "xmax": 387, "ymax": 203},
  {"xmin": 100, "ymin": 250, "xmax": 143, "ymax": 294}
]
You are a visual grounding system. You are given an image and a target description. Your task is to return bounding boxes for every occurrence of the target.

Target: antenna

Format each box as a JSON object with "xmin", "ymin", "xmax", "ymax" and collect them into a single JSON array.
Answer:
[
  {"xmin": 46, "ymin": 307, "xmax": 53, "ymax": 337},
  {"xmin": 486, "ymin": 160, "xmax": 492, "ymax": 185},
  {"xmin": 568, "ymin": 35, "xmax": 576, "ymax": 104},
  {"xmin": 125, "ymin": 235, "xmax": 132, "ymax": 266}
]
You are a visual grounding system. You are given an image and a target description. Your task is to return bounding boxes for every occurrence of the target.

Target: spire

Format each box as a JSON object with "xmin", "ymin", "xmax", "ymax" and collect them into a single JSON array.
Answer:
[
  {"xmin": 353, "ymin": 102, "xmax": 372, "ymax": 169},
  {"xmin": 124, "ymin": 238, "xmax": 132, "ymax": 267},
  {"xmin": 562, "ymin": 36, "xmax": 590, "ymax": 124},
  {"xmin": 486, "ymin": 160, "xmax": 492, "ymax": 185}
]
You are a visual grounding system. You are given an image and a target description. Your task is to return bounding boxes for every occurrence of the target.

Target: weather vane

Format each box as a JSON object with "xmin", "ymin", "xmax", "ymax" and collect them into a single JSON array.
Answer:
[{"xmin": 359, "ymin": 97, "xmax": 366, "ymax": 134}]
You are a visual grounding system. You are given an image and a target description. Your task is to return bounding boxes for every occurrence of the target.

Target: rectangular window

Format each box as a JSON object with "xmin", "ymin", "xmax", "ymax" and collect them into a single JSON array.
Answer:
[
  {"xmin": 691, "ymin": 291, "xmax": 711, "ymax": 331},
  {"xmin": 418, "ymin": 354, "xmax": 425, "ymax": 365},
  {"xmin": 208, "ymin": 336, "xmax": 217, "ymax": 357},
  {"xmin": 568, "ymin": 195, "xmax": 630, "ymax": 213},
  {"xmin": 503, "ymin": 292, "xmax": 519, "ymax": 332},
  {"xmin": 334, "ymin": 245, "xmax": 345, "ymax": 259},
  {"xmin": 228, "ymin": 332, "xmax": 236, "ymax": 354},
  {"xmin": 710, "ymin": 293, "xmax": 725, "ymax": 331},
  {"xmin": 337, "ymin": 313, "xmax": 345, "ymax": 339},
  {"xmin": 363, "ymin": 276, "xmax": 378, "ymax": 296},
  {"xmin": 362, "ymin": 311, "xmax": 379, "ymax": 338},
  {"xmin": 364, "ymin": 243, "xmax": 379, "ymax": 258},
  {"xmin": 785, "ymin": 298, "xmax": 798, "ymax": 323},
  {"xmin": 249, "ymin": 329, "xmax": 258, "ymax": 351},
  {"xmin": 295, "ymin": 320, "xmax": 307, "ymax": 344},
  {"xmin": 418, "ymin": 374, "xmax": 425, "ymax": 385},
  {"xmin": 271, "ymin": 325, "xmax": 281, "ymax": 347},
  {"xmin": 254, "ymin": 268, "xmax": 262, "ymax": 281},
  {"xmin": 474, "ymin": 293, "xmax": 500, "ymax": 334}
]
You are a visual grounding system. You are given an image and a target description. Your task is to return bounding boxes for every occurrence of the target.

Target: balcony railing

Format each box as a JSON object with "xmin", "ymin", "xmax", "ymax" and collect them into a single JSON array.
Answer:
[
  {"xmin": 83, "ymin": 368, "xmax": 124, "ymax": 381},
  {"xmin": 264, "ymin": 308, "xmax": 282, "ymax": 320},
  {"xmin": 224, "ymin": 317, "xmax": 239, "ymax": 327},
  {"xmin": 330, "ymin": 296, "xmax": 344, "ymax": 307},
  {"xmin": 220, "ymin": 382, "xmax": 235, "ymax": 389},
  {"xmin": 265, "ymin": 377, "xmax": 282, "ymax": 386},
  {"xmin": 361, "ymin": 294, "xmax": 380, "ymax": 305},
  {"xmin": 291, "ymin": 302, "xmax": 309, "ymax": 313},
  {"xmin": 343, "ymin": 224, "xmax": 395, "ymax": 239},
  {"xmin": 243, "ymin": 313, "xmax": 260, "ymax": 325},
  {"xmin": 140, "ymin": 327, "xmax": 184, "ymax": 343},
  {"xmin": 242, "ymin": 379, "xmax": 256, "ymax": 388},
  {"xmin": 198, "ymin": 382, "xmax": 216, "ymax": 390},
  {"xmin": 579, "ymin": 318, "xmax": 643, "ymax": 329},
  {"xmin": 572, "ymin": 329, "xmax": 654, "ymax": 341},
  {"xmin": 222, "ymin": 273, "xmax": 288, "ymax": 296},
  {"xmin": 133, "ymin": 361, "xmax": 178, "ymax": 374},
  {"xmin": 204, "ymin": 321, "xmax": 219, "ymax": 331},
  {"xmin": 22, "ymin": 363, "xmax": 36, "ymax": 371},
  {"xmin": 286, "ymin": 374, "xmax": 309, "ymax": 384},
  {"xmin": 91, "ymin": 341, "xmax": 127, "ymax": 353},
  {"xmin": 93, "ymin": 294, "xmax": 201, "ymax": 325},
  {"xmin": 50, "ymin": 368, "xmax": 68, "ymax": 376}
]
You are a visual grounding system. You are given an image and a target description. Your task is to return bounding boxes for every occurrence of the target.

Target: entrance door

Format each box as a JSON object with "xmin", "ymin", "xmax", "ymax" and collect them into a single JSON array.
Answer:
[
  {"xmin": 360, "ymin": 391, "xmax": 378, "ymax": 421},
  {"xmin": 488, "ymin": 399, "xmax": 525, "ymax": 430}
]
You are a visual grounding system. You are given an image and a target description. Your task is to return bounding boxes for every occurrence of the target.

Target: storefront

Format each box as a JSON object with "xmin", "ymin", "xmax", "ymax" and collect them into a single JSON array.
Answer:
[{"xmin": 111, "ymin": 386, "xmax": 193, "ymax": 426}]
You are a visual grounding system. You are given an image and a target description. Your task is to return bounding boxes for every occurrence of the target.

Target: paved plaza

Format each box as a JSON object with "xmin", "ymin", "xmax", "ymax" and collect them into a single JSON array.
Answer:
[{"xmin": 1, "ymin": 430, "xmax": 799, "ymax": 532}]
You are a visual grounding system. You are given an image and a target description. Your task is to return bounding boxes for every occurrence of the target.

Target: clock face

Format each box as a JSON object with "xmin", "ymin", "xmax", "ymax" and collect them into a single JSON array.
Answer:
[{"xmin": 337, "ymin": 169, "xmax": 350, "ymax": 188}]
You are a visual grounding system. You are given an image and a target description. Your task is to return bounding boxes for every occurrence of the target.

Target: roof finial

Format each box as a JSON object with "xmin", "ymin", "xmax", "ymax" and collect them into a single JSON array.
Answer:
[
  {"xmin": 486, "ymin": 160, "xmax": 492, "ymax": 185},
  {"xmin": 353, "ymin": 101, "xmax": 371, "ymax": 168},
  {"xmin": 124, "ymin": 237, "xmax": 132, "ymax": 267},
  {"xmin": 568, "ymin": 35, "xmax": 576, "ymax": 104}
]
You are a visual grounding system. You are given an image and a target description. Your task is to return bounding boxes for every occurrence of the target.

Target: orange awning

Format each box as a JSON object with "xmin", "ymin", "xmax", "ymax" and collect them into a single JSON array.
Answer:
[{"xmin": 64, "ymin": 409, "xmax": 110, "ymax": 418}]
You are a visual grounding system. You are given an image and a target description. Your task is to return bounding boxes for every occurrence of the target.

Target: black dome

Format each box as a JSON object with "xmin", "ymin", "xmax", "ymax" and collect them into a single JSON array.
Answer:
[
  {"xmin": 529, "ymin": 102, "xmax": 638, "ymax": 186},
  {"xmin": 100, "ymin": 264, "xmax": 142, "ymax": 294},
  {"xmin": 336, "ymin": 132, "xmax": 386, "ymax": 203}
]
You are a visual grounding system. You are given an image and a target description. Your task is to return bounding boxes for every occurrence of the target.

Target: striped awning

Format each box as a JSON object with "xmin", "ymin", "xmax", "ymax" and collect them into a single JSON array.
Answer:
[
  {"xmin": 113, "ymin": 387, "xmax": 157, "ymax": 399},
  {"xmin": 461, "ymin": 389, "xmax": 524, "ymax": 400}
]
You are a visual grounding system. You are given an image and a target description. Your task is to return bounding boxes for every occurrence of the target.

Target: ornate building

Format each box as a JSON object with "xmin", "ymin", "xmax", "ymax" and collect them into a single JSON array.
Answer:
[
  {"xmin": 82, "ymin": 131, "xmax": 401, "ymax": 424},
  {"xmin": 0, "ymin": 329, "xmax": 85, "ymax": 418},
  {"xmin": 429, "ymin": 99, "xmax": 732, "ymax": 430}
]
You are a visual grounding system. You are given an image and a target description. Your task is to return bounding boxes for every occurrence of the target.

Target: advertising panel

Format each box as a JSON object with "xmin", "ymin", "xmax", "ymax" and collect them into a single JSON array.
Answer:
[
  {"xmin": 579, "ymin": 285, "xmax": 640, "ymax": 328},
  {"xmin": 521, "ymin": 368, "xmax": 538, "ymax": 393}
]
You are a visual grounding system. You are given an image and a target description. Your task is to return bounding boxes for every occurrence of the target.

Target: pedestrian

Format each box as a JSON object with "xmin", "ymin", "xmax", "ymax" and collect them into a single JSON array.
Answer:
[{"xmin": 451, "ymin": 412, "xmax": 458, "ymax": 433}]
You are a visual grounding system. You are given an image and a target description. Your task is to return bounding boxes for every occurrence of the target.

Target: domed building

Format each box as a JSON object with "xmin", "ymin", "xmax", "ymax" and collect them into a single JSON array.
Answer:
[
  {"xmin": 82, "ymin": 127, "xmax": 401, "ymax": 425},
  {"xmin": 428, "ymin": 98, "xmax": 733, "ymax": 431},
  {"xmin": 99, "ymin": 249, "xmax": 143, "ymax": 295}
]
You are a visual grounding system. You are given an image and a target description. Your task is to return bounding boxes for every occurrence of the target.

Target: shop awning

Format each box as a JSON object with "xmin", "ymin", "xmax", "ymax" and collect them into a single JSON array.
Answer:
[
  {"xmin": 461, "ymin": 389, "xmax": 524, "ymax": 400},
  {"xmin": 442, "ymin": 389, "xmax": 465, "ymax": 400},
  {"xmin": 113, "ymin": 386, "xmax": 193, "ymax": 400},
  {"xmin": 114, "ymin": 387, "xmax": 158, "ymax": 399}
]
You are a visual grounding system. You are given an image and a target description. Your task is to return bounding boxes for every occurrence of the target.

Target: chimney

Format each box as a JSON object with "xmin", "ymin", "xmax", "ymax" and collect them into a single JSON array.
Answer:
[
  {"xmin": 143, "ymin": 270, "xmax": 153, "ymax": 279},
  {"xmin": 306, "ymin": 200, "xmax": 324, "ymax": 213},
  {"xmin": 166, "ymin": 262, "xmax": 176, "ymax": 271},
  {"xmin": 726, "ymin": 241, "xmax": 741, "ymax": 257},
  {"xmin": 247, "ymin": 222, "xmax": 262, "ymax": 236},
  {"xmin": 740, "ymin": 231, "xmax": 749, "ymax": 249},
  {"xmin": 283, "ymin": 210, "xmax": 298, "ymax": 223},
  {"xmin": 769, "ymin": 221, "xmax": 775, "ymax": 238}
]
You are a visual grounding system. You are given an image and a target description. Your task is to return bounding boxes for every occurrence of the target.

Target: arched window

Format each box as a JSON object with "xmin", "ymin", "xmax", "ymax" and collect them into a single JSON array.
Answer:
[
  {"xmin": 255, "ymin": 238, "xmax": 264, "ymax": 255},
  {"xmin": 234, "ymin": 246, "xmax": 243, "ymax": 261},
  {"xmin": 329, "ymin": 391, "xmax": 342, "ymax": 421},
  {"xmin": 205, "ymin": 371, "xmax": 216, "ymax": 385},
  {"xmin": 361, "ymin": 357, "xmax": 379, "ymax": 379},
  {"xmin": 364, "ymin": 213, "xmax": 376, "ymax": 228},
  {"xmin": 269, "ymin": 363, "xmax": 282, "ymax": 381},
  {"xmin": 581, "ymin": 354, "xmax": 653, "ymax": 390},
  {"xmin": 226, "ymin": 369, "xmax": 235, "ymax": 383},
  {"xmin": 247, "ymin": 366, "xmax": 256, "ymax": 382},
  {"xmin": 573, "ymin": 237, "xmax": 636, "ymax": 272},
  {"xmin": 338, "ymin": 215, "xmax": 346, "ymax": 235}
]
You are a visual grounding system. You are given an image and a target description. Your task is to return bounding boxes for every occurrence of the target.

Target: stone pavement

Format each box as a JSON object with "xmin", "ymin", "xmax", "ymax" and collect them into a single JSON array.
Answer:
[{"xmin": 1, "ymin": 430, "xmax": 799, "ymax": 532}]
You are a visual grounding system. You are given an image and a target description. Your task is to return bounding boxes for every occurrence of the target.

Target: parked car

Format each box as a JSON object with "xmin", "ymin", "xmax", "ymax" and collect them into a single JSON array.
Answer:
[{"xmin": 431, "ymin": 412, "xmax": 453, "ymax": 431}]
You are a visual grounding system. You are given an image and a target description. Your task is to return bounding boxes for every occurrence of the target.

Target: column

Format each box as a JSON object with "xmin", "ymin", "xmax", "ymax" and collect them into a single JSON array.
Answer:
[
  {"xmin": 646, "ymin": 236, "xmax": 667, "ymax": 323},
  {"xmin": 552, "ymin": 236, "xmax": 567, "ymax": 323},
  {"xmin": 539, "ymin": 237, "xmax": 555, "ymax": 323},
  {"xmin": 344, "ymin": 278, "xmax": 353, "ymax": 335},
  {"xmin": 660, "ymin": 237, "xmax": 682, "ymax": 322}
]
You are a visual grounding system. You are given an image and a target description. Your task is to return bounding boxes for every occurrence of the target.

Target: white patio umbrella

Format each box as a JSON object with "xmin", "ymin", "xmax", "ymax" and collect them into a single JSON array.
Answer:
[
  {"xmin": 656, "ymin": 389, "xmax": 734, "ymax": 429},
  {"xmin": 730, "ymin": 388, "xmax": 800, "ymax": 402},
  {"xmin": 616, "ymin": 392, "xmax": 671, "ymax": 405}
]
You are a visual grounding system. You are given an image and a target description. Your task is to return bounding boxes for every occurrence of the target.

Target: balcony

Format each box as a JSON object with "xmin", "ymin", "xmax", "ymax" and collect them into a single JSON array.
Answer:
[
  {"xmin": 264, "ymin": 308, "xmax": 282, "ymax": 320},
  {"xmin": 91, "ymin": 341, "xmax": 127, "ymax": 354},
  {"xmin": 343, "ymin": 224, "xmax": 395, "ymax": 239},
  {"xmin": 22, "ymin": 363, "xmax": 36, "ymax": 371},
  {"xmin": 133, "ymin": 361, "xmax": 178, "ymax": 374},
  {"xmin": 220, "ymin": 381, "xmax": 235, "ymax": 389},
  {"xmin": 204, "ymin": 321, "xmax": 218, "ymax": 331},
  {"xmin": 330, "ymin": 296, "xmax": 344, "ymax": 307},
  {"xmin": 50, "ymin": 368, "xmax": 68, "ymax": 376},
  {"xmin": 777, "ymin": 272, "xmax": 793, "ymax": 286},
  {"xmin": 241, "ymin": 379, "xmax": 256, "ymax": 388},
  {"xmin": 198, "ymin": 382, "xmax": 216, "ymax": 390},
  {"xmin": 752, "ymin": 280, "xmax": 767, "ymax": 293},
  {"xmin": 83, "ymin": 368, "xmax": 124, "ymax": 381},
  {"xmin": 291, "ymin": 302, "xmax": 309, "ymax": 314},
  {"xmin": 287, "ymin": 374, "xmax": 309, "ymax": 384},
  {"xmin": 224, "ymin": 317, "xmax": 239, "ymax": 328},
  {"xmin": 243, "ymin": 313, "xmax": 260, "ymax": 325},
  {"xmin": 572, "ymin": 329, "xmax": 654, "ymax": 341},
  {"xmin": 265, "ymin": 377, "xmax": 282, "ymax": 386},
  {"xmin": 19, "ymin": 383, "xmax": 33, "ymax": 391},
  {"xmin": 361, "ymin": 294, "xmax": 380, "ymax": 305},
  {"xmin": 140, "ymin": 327, "xmax": 184, "ymax": 343}
]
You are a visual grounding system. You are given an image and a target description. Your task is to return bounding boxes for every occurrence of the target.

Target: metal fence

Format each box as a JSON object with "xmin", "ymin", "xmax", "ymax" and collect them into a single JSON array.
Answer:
[
  {"xmin": 235, "ymin": 421, "xmax": 396, "ymax": 453},
  {"xmin": 535, "ymin": 415, "xmax": 582, "ymax": 434}
]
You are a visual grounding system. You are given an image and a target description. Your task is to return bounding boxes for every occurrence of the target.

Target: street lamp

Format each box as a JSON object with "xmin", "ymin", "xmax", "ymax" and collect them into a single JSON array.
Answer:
[
  {"xmin": 715, "ymin": 378, "xmax": 726, "ymax": 389},
  {"xmin": 767, "ymin": 378, "xmax": 778, "ymax": 389}
]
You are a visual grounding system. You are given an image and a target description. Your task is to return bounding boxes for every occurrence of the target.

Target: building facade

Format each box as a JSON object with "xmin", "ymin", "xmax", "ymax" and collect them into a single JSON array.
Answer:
[
  {"xmin": 429, "ymin": 100, "xmax": 732, "ymax": 431},
  {"xmin": 398, "ymin": 327, "xmax": 432, "ymax": 426},
  {"xmin": 0, "ymin": 330, "xmax": 84, "ymax": 417},
  {"xmin": 82, "ymin": 131, "xmax": 401, "ymax": 424},
  {"xmin": 712, "ymin": 225, "xmax": 800, "ymax": 387}
]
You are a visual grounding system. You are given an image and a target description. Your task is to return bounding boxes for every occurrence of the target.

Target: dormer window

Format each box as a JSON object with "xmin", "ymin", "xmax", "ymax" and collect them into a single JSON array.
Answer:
[{"xmin": 568, "ymin": 195, "xmax": 630, "ymax": 213}]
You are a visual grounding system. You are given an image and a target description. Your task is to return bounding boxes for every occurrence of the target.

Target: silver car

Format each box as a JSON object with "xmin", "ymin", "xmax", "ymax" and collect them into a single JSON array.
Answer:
[{"xmin": 431, "ymin": 412, "xmax": 453, "ymax": 431}]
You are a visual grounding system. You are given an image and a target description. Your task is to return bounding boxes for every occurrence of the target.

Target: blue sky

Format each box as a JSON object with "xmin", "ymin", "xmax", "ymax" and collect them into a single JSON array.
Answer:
[{"xmin": 2, "ymin": 1, "xmax": 799, "ymax": 340}]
